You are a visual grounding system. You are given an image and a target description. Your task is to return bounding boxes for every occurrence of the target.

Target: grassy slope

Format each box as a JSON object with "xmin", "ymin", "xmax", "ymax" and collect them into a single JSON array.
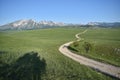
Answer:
[
  {"xmin": 0, "ymin": 28, "xmax": 115, "ymax": 80},
  {"xmin": 70, "ymin": 28, "xmax": 120, "ymax": 66}
]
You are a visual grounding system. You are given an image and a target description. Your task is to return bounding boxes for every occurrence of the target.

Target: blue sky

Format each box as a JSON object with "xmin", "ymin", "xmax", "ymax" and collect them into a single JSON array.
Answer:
[{"xmin": 0, "ymin": 0, "xmax": 120, "ymax": 25}]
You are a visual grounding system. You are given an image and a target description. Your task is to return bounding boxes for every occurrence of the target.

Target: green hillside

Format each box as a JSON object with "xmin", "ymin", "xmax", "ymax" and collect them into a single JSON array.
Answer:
[
  {"xmin": 69, "ymin": 28, "xmax": 120, "ymax": 66},
  {"xmin": 0, "ymin": 28, "xmax": 116, "ymax": 80}
]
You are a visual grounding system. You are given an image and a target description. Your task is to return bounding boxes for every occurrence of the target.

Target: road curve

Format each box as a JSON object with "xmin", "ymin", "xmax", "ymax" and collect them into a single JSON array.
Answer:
[{"xmin": 59, "ymin": 30, "xmax": 120, "ymax": 79}]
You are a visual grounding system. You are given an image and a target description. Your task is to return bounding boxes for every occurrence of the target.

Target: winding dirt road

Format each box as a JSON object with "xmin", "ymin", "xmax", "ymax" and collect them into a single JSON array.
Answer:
[{"xmin": 59, "ymin": 30, "xmax": 120, "ymax": 79}]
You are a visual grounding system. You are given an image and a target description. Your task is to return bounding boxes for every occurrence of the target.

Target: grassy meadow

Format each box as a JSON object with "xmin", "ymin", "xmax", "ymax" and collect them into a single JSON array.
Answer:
[
  {"xmin": 69, "ymin": 28, "xmax": 120, "ymax": 67},
  {"xmin": 0, "ymin": 28, "xmax": 117, "ymax": 80}
]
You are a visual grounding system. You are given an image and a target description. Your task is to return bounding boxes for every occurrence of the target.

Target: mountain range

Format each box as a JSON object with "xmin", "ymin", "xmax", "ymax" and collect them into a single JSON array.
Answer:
[{"xmin": 0, "ymin": 19, "xmax": 120, "ymax": 30}]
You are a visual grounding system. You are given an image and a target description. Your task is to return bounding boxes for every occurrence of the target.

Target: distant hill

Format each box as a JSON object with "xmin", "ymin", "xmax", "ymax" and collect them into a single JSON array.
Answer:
[
  {"xmin": 0, "ymin": 19, "xmax": 120, "ymax": 30},
  {"xmin": 87, "ymin": 22, "xmax": 120, "ymax": 28}
]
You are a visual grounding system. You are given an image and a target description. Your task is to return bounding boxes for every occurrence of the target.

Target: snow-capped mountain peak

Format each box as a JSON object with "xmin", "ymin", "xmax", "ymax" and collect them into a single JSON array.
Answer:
[
  {"xmin": 0, "ymin": 19, "xmax": 66, "ymax": 30},
  {"xmin": 12, "ymin": 20, "xmax": 29, "ymax": 27}
]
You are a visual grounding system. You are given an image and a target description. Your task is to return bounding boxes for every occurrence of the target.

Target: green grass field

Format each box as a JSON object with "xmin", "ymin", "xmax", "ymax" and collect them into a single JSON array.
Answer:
[
  {"xmin": 69, "ymin": 28, "xmax": 120, "ymax": 67},
  {"xmin": 0, "ymin": 28, "xmax": 117, "ymax": 80}
]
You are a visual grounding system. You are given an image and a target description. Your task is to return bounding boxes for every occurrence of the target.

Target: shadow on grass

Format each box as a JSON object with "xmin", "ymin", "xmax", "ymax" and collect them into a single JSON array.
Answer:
[
  {"xmin": 67, "ymin": 46, "xmax": 78, "ymax": 52},
  {"xmin": 0, "ymin": 51, "xmax": 7, "ymax": 54},
  {"xmin": 0, "ymin": 51, "xmax": 46, "ymax": 80}
]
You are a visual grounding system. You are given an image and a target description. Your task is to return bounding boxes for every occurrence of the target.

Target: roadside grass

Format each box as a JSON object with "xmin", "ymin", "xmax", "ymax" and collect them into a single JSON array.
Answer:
[
  {"xmin": 0, "ymin": 28, "xmax": 115, "ymax": 80},
  {"xmin": 69, "ymin": 28, "xmax": 120, "ymax": 67}
]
